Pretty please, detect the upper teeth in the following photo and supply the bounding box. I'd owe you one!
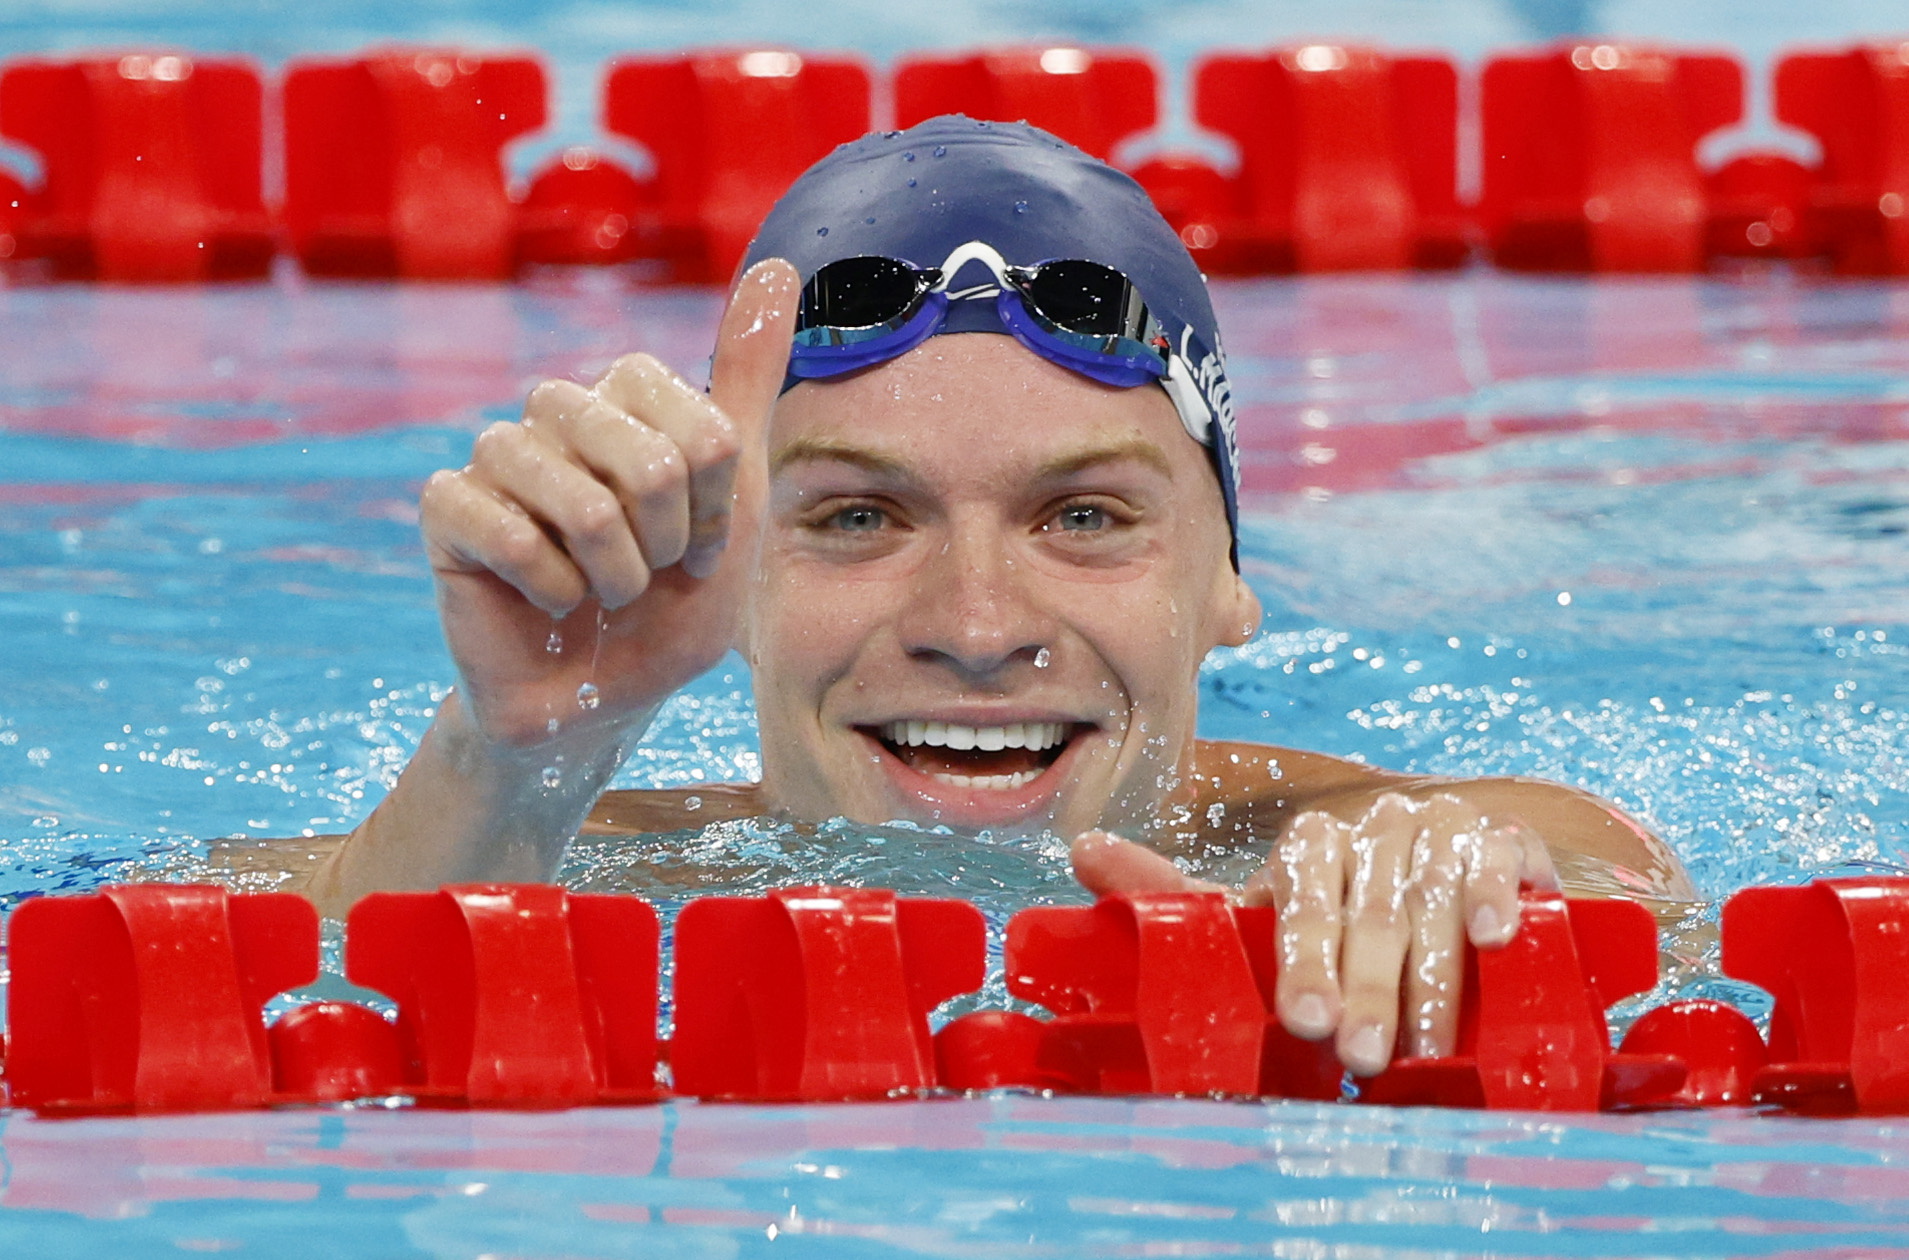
[880,720,1070,752]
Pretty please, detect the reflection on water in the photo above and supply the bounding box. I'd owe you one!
[6,1098,1909,1256]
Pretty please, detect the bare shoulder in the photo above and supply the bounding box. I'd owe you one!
[583,782,769,836]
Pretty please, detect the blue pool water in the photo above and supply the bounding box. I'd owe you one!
[1,268,1907,1254]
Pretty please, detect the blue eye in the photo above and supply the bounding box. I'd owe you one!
[829,505,887,532]
[1056,504,1107,531]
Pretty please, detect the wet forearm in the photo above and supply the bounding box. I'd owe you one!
[305,688,652,915]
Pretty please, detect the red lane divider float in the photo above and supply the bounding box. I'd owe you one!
[1134,46,1468,274]
[893,46,1157,163]
[1723,877,1909,1114]
[283,50,546,279]
[4,879,1909,1115]
[0,40,1906,279]
[1480,43,1743,273]
[673,887,982,1099]
[5,884,316,1111]
[344,883,661,1105]
[0,54,275,281]
[1775,41,1909,275]
[938,892,1342,1098]
[599,50,873,284]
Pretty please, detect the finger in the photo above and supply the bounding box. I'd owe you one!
[420,468,590,615]
[709,258,801,447]
[1462,823,1527,948]
[589,353,739,578]
[1068,831,1223,898]
[464,418,652,610]
[1335,794,1418,1076]
[1401,822,1471,1059]
[1268,811,1350,1042]
[1518,823,1562,892]
[555,390,695,575]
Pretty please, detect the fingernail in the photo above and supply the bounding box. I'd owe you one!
[1345,1024,1388,1075]
[1471,903,1509,943]
[1288,993,1332,1038]
[682,542,724,579]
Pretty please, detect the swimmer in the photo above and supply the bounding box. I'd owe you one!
[299,117,1696,1076]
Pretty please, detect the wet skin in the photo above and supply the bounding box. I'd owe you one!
[305,260,1697,1076]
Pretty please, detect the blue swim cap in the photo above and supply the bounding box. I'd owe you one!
[743,115,1240,560]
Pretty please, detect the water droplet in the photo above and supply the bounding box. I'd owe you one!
[906,178,917,188]
[540,766,562,788]
[1014,199,1028,214]
[903,151,916,162]
[933,145,947,158]
[864,216,876,225]
[977,119,991,128]
[576,682,600,710]
[883,129,901,139]
[685,795,703,812]
[547,717,561,734]
[816,226,829,237]
[545,630,563,654]
[1034,647,1052,669]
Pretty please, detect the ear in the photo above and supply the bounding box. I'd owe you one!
[1211,568,1261,649]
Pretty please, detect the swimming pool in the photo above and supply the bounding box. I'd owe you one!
[2,267,1907,1253]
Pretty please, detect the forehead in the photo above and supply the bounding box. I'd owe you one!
[767,333,1194,483]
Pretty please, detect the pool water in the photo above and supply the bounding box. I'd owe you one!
[1,267,1907,1254]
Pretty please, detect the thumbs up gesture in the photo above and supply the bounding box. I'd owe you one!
[419,261,800,746]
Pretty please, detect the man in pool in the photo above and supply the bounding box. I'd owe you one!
[307,117,1694,1077]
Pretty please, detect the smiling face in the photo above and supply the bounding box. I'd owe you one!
[741,332,1260,838]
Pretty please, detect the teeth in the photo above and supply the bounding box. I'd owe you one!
[928,769,1041,790]
[879,720,1071,751]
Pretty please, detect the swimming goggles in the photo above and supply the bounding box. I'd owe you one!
[789,241,1170,389]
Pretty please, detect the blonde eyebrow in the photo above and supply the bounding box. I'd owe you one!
[1033,436,1176,483]
[768,437,914,480]
[768,433,1178,483]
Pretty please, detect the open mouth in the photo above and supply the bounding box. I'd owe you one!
[863,720,1082,791]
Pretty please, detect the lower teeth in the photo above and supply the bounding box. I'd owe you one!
[930,769,1040,790]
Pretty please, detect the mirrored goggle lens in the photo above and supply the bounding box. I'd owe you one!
[797,257,940,334]
[1011,260,1153,342]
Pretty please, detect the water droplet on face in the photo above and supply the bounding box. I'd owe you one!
[933,145,947,157]
[545,630,563,654]
[1034,647,1052,669]
[576,682,600,710]
[816,226,829,237]
[540,766,562,788]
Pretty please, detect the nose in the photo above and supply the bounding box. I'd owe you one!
[895,524,1052,680]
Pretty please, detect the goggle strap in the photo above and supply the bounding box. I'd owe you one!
[1163,353,1214,445]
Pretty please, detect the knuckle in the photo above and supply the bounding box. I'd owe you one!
[525,378,569,411]
[692,408,741,464]
[472,420,524,461]
[631,447,689,498]
[419,468,462,508]
[568,492,624,543]
[489,515,546,572]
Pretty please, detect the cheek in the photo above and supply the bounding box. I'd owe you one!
[747,560,882,696]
